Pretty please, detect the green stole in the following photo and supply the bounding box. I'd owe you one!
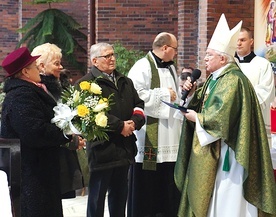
[142,54,160,171]
[205,77,230,172]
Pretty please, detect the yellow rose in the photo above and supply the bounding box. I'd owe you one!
[99,98,108,104]
[95,112,108,127]
[79,81,91,91]
[72,90,80,102]
[90,83,102,94]
[93,102,108,112]
[77,105,89,117]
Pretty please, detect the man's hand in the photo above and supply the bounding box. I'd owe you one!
[183,77,197,97]
[168,87,177,102]
[77,136,86,150]
[121,120,135,137]
[182,109,197,122]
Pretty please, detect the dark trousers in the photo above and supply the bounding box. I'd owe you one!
[127,162,180,217]
[87,165,129,217]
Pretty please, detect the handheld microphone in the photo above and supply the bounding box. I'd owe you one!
[181,69,201,102]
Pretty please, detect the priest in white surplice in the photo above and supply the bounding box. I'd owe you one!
[127,32,182,217]
[235,27,275,146]
[175,14,276,217]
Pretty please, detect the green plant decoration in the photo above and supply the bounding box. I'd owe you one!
[113,42,145,75]
[17,1,87,71]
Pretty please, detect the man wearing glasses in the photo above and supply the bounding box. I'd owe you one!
[75,42,145,217]
[175,14,276,217]
[127,32,181,217]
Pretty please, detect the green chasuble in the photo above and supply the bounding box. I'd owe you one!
[174,63,276,217]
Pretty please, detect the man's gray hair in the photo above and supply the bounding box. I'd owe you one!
[90,42,113,59]
[214,50,235,63]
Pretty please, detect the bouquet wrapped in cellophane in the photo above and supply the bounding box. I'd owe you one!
[51,80,112,141]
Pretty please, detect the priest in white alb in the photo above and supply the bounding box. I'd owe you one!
[235,27,275,146]
[128,32,182,217]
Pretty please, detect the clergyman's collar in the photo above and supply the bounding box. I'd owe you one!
[234,51,256,63]
[151,51,174,68]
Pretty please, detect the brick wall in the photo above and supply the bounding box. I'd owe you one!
[178,0,200,74]
[200,0,255,78]
[0,0,20,81]
[92,0,178,76]
[94,0,178,54]
[0,0,89,82]
[0,0,255,81]
[22,0,89,81]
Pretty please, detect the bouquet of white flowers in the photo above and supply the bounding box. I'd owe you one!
[51,80,112,141]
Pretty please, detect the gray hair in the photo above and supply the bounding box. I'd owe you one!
[214,50,235,63]
[90,42,114,59]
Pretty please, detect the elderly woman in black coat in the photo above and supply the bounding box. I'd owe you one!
[31,43,85,198]
[1,47,83,217]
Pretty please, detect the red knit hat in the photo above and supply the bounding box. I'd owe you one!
[2,47,40,77]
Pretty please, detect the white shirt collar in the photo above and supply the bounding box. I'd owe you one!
[211,64,229,80]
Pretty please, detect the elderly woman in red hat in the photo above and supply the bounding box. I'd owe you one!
[0,47,83,217]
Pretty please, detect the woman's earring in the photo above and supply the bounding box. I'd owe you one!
[40,70,46,75]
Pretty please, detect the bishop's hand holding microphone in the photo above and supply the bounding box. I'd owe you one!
[161,69,201,115]
[179,68,201,121]
[181,69,201,106]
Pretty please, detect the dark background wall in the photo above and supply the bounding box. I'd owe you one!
[0,0,255,82]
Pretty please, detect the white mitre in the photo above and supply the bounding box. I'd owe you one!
[207,14,242,56]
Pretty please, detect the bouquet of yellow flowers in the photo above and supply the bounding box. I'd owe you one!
[51,80,112,141]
